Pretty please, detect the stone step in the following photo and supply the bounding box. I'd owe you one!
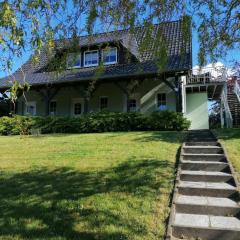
[175,195,240,216]
[186,137,216,142]
[180,170,233,182]
[178,181,237,197]
[185,141,219,146]
[182,153,226,162]
[180,160,230,172]
[183,146,223,154]
[172,213,240,240]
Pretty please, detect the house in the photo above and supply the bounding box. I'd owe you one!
[0,20,226,129]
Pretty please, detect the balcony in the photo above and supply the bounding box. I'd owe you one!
[185,66,227,100]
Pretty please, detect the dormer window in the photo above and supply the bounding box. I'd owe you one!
[102,47,117,65]
[66,53,81,69]
[84,50,99,67]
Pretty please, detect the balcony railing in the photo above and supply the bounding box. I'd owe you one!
[234,80,240,103]
[186,66,227,85]
[221,85,233,128]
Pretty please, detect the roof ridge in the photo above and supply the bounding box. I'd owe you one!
[54,19,182,43]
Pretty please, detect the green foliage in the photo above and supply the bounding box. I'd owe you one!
[0,111,190,135]
[149,110,191,131]
[0,116,35,135]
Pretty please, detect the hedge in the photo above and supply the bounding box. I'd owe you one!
[0,110,191,135]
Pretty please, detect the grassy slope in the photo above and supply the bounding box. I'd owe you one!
[215,129,240,181]
[0,131,184,240]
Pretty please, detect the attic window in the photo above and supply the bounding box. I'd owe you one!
[84,50,99,67]
[67,53,81,69]
[102,47,117,65]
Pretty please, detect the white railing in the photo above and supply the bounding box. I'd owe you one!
[187,67,227,85]
[234,80,240,103]
[221,86,233,128]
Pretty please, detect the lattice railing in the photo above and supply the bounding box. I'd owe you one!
[221,86,233,128]
[234,80,240,103]
[187,67,227,85]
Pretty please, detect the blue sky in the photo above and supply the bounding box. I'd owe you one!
[0,18,240,78]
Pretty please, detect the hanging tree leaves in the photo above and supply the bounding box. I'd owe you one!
[0,0,238,81]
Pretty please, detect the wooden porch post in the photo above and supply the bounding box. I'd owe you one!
[38,86,61,116]
[114,81,130,112]
[174,75,182,113]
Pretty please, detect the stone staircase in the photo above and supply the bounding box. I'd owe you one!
[166,130,240,240]
[228,93,240,127]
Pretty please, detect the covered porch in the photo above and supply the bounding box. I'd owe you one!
[15,75,181,117]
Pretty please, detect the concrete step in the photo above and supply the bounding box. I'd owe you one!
[182,153,226,162]
[185,141,220,146]
[175,195,240,216]
[186,137,216,142]
[172,213,240,240]
[178,181,237,197]
[180,170,233,182]
[180,160,230,172]
[183,146,223,154]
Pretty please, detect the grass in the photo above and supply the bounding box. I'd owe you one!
[215,128,240,181]
[0,131,184,240]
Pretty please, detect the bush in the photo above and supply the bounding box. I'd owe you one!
[0,111,191,135]
[0,116,36,135]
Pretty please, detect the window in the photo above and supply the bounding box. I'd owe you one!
[74,103,82,115]
[26,101,36,116]
[129,99,137,112]
[100,97,108,110]
[102,47,117,64]
[67,53,81,68]
[157,93,167,110]
[49,101,57,115]
[84,50,98,67]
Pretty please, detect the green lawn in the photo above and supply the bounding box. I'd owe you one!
[215,129,240,181]
[0,131,184,240]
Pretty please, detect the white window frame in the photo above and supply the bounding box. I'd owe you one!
[156,93,167,110]
[71,98,84,116]
[99,96,108,110]
[102,47,117,65]
[66,53,81,69]
[84,50,99,67]
[49,100,57,116]
[25,101,36,116]
[129,98,137,112]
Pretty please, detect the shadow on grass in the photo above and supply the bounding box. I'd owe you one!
[214,128,240,140]
[0,159,173,240]
[133,131,186,143]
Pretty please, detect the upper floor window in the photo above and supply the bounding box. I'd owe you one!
[84,50,98,67]
[67,53,81,69]
[157,93,167,110]
[102,47,117,65]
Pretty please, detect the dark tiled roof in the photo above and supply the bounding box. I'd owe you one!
[0,20,192,89]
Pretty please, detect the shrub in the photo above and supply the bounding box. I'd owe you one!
[0,111,191,135]
[0,116,36,135]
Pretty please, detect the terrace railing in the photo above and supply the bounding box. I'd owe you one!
[234,80,240,103]
[187,66,227,85]
[221,85,233,128]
